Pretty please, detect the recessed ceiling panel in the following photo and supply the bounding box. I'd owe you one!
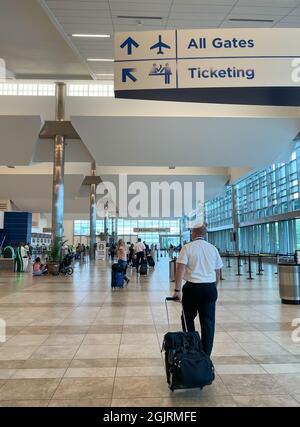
[72,116,300,168]
[0,116,42,166]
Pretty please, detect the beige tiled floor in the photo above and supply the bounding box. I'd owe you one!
[0,258,299,407]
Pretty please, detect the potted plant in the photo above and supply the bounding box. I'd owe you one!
[99,232,106,242]
[47,237,67,276]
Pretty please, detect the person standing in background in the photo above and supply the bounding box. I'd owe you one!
[134,238,146,274]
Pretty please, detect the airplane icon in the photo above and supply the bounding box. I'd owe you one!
[150,35,171,55]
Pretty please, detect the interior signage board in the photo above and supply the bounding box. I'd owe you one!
[114,28,300,106]
[133,228,171,233]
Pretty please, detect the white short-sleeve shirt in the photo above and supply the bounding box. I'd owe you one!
[134,242,146,253]
[177,239,223,283]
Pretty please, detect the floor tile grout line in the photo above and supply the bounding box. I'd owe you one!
[110,314,124,407]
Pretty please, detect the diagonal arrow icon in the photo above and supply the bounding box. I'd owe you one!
[122,68,137,83]
[120,36,139,55]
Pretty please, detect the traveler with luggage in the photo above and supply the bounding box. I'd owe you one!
[134,238,146,274]
[117,239,130,285]
[128,243,134,266]
[172,223,223,356]
[144,241,150,256]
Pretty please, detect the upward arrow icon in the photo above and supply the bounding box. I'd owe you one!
[120,36,139,55]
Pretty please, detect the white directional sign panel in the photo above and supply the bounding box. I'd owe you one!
[114,28,300,92]
[177,28,300,58]
[178,58,300,88]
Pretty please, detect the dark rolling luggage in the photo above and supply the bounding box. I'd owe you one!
[139,259,148,275]
[162,297,215,392]
[147,255,155,268]
[111,262,125,288]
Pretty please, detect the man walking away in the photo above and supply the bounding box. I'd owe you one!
[173,224,223,356]
[134,238,146,274]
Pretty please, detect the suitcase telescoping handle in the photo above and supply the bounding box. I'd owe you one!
[165,297,188,332]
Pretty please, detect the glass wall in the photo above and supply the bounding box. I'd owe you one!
[207,229,235,253]
[205,187,233,229]
[236,146,300,223]
[205,144,300,254]
[74,219,114,236]
[238,220,298,254]
[74,218,181,247]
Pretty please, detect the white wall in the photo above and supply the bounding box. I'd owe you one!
[63,220,74,246]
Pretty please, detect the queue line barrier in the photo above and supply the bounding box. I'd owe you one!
[219,251,295,281]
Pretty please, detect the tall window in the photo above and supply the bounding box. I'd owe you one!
[205,144,300,253]
[235,145,300,223]
[205,187,233,229]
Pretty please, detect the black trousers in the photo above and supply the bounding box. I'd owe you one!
[136,251,144,272]
[181,282,218,356]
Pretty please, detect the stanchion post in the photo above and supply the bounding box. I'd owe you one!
[275,253,279,275]
[256,254,262,275]
[226,250,231,268]
[220,268,225,281]
[247,254,254,280]
[236,253,242,276]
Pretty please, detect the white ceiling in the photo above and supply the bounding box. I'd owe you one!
[71,115,299,167]
[39,0,300,78]
[0,171,227,214]
[0,116,42,165]
[0,174,87,214]
[1,2,300,215]
[0,175,85,200]
[0,0,90,79]
[2,1,300,79]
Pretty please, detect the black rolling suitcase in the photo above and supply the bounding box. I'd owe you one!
[162,297,215,392]
[139,259,148,275]
[111,262,125,289]
[147,255,155,268]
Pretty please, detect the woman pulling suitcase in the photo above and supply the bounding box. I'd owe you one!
[117,239,130,285]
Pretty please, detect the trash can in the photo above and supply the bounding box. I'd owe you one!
[278,263,300,305]
[169,257,177,282]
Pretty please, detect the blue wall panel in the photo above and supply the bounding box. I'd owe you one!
[3,212,32,247]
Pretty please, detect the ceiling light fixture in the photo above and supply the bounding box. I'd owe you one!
[96,74,114,77]
[117,15,163,20]
[87,58,114,62]
[169,165,176,170]
[229,18,274,23]
[72,34,110,38]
